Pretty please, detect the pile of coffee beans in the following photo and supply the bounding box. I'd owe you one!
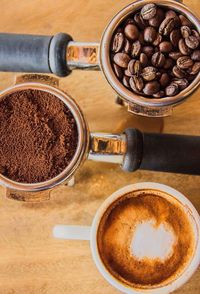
[110,3,200,98]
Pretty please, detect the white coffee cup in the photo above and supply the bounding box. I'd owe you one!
[53,182,200,294]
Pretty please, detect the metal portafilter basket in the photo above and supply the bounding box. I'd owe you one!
[0,74,200,202]
[0,0,199,117]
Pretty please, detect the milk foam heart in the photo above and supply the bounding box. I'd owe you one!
[131,220,176,261]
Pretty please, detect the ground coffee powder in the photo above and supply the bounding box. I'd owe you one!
[0,89,78,183]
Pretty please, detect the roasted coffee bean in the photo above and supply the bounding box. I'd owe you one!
[134,61,142,76]
[140,53,148,67]
[170,30,181,47]
[149,18,159,28]
[191,30,200,41]
[153,91,165,98]
[141,3,157,20]
[165,83,179,96]
[191,50,200,61]
[159,41,173,53]
[124,24,139,41]
[144,27,157,43]
[124,18,135,26]
[181,26,191,38]
[138,32,145,45]
[134,13,147,30]
[164,58,174,69]
[142,46,154,57]
[123,38,132,54]
[172,66,186,78]
[113,64,123,79]
[149,8,165,27]
[132,40,141,57]
[130,76,144,92]
[151,52,165,67]
[178,38,192,55]
[190,62,200,75]
[159,68,166,74]
[143,81,160,95]
[116,27,123,34]
[165,10,177,19]
[123,75,130,88]
[169,52,183,60]
[185,36,199,49]
[114,53,131,68]
[124,69,132,77]
[154,47,159,53]
[112,32,125,52]
[153,34,162,46]
[159,17,175,36]
[160,73,170,87]
[179,15,193,27]
[156,71,161,78]
[127,60,135,75]
[172,78,189,90]
[128,59,142,75]
[142,66,157,81]
[177,56,193,69]
[186,67,192,74]
[173,16,181,29]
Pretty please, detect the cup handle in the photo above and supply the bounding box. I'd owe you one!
[53,225,91,241]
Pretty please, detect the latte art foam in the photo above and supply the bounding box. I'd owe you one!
[131,220,176,261]
[97,190,195,289]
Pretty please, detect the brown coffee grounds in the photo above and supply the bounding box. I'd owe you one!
[0,89,78,183]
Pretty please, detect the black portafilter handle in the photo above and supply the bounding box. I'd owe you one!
[0,33,72,77]
[123,129,200,175]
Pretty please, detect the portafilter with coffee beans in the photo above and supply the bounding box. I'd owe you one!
[0,1,199,117]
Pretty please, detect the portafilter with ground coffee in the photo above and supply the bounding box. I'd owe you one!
[0,74,199,203]
[0,1,199,117]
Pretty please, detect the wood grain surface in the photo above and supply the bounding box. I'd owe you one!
[0,0,199,293]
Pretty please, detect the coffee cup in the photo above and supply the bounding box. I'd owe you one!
[0,1,199,116]
[53,182,200,293]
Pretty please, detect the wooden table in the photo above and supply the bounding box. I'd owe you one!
[0,0,199,293]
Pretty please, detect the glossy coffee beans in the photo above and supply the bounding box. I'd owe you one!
[111,3,200,98]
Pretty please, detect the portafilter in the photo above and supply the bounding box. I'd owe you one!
[0,74,199,203]
[0,0,199,117]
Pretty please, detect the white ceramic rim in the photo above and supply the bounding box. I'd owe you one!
[90,182,200,294]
